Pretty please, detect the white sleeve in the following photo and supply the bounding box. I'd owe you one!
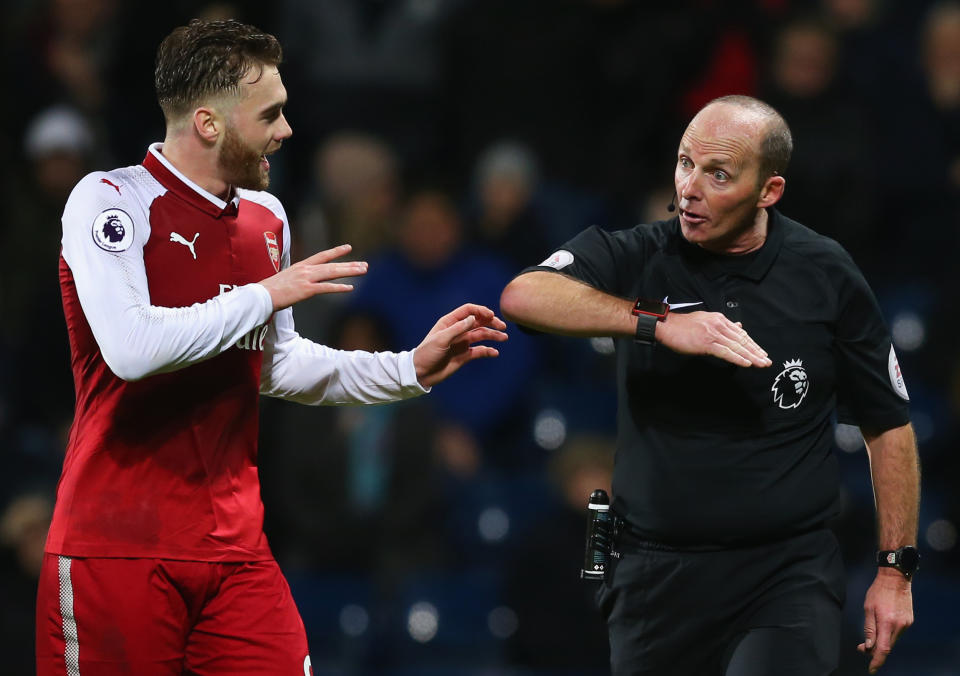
[61,172,274,381]
[257,215,429,405]
[259,307,428,404]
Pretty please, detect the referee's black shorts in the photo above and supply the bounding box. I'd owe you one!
[596,526,845,676]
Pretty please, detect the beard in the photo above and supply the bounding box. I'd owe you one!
[218,125,269,191]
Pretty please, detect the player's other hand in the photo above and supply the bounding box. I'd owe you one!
[656,311,772,368]
[858,569,914,674]
[259,244,367,311]
[413,303,508,388]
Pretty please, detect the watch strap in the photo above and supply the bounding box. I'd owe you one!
[876,546,920,580]
[632,298,669,345]
[634,312,659,344]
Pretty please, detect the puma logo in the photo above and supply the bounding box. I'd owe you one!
[100,178,122,195]
[170,232,199,260]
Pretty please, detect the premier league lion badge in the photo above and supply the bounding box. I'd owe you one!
[92,209,135,252]
[772,358,809,409]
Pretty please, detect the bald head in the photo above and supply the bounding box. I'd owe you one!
[693,96,793,184]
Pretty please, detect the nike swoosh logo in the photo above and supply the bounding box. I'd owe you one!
[662,296,703,310]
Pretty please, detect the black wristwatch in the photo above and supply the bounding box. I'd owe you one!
[632,298,669,345]
[876,545,920,581]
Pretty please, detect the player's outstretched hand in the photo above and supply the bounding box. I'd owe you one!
[858,570,914,674]
[259,244,368,311]
[413,303,508,388]
[656,311,772,368]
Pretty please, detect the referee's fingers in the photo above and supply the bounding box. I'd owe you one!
[869,639,892,674]
[721,322,770,364]
[714,344,753,367]
[723,336,770,367]
[859,606,877,653]
[870,616,903,673]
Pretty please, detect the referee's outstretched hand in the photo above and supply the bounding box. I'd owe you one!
[413,303,508,388]
[858,570,914,674]
[656,311,772,368]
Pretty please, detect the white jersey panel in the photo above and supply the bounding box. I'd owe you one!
[61,169,274,381]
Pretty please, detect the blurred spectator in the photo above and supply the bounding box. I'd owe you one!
[921,1,960,190]
[502,435,614,673]
[466,141,551,269]
[297,131,402,260]
[760,16,882,274]
[20,0,119,113]
[282,131,403,352]
[348,187,539,466]
[23,105,94,201]
[1,106,88,434]
[0,493,53,675]
[259,309,448,582]
[286,132,403,341]
[440,1,697,207]
[278,0,463,183]
[867,1,960,282]
[820,0,916,108]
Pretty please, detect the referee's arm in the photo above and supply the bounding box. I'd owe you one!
[500,271,636,337]
[500,270,771,367]
[858,422,920,674]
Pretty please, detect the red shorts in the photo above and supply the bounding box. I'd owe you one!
[36,554,312,675]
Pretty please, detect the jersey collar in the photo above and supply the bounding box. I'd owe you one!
[143,143,241,218]
[677,208,785,282]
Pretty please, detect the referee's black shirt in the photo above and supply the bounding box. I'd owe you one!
[527,209,911,546]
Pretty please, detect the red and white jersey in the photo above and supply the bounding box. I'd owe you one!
[49,144,426,561]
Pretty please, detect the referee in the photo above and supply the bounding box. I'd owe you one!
[500,95,919,676]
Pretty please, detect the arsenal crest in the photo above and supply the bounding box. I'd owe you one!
[264,231,280,272]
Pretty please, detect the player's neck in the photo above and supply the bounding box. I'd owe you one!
[159,133,232,201]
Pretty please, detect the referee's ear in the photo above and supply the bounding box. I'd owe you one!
[757,174,786,208]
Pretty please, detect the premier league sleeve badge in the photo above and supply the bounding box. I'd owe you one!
[91,209,135,253]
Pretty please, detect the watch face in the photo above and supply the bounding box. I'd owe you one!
[633,299,668,318]
[899,546,920,572]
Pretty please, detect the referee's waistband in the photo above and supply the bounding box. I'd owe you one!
[611,514,827,554]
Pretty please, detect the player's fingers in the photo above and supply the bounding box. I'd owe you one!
[481,314,508,331]
[310,261,367,281]
[311,282,355,294]
[439,303,495,326]
[464,345,500,360]
[462,327,509,344]
[301,243,353,265]
[435,315,477,345]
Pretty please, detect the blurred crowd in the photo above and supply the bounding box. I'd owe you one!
[1,0,959,674]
